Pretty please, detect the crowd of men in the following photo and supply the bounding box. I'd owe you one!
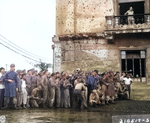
[0,64,132,110]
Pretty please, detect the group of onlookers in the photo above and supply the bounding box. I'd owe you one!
[0,64,132,110]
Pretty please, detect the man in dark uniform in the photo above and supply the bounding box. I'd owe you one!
[3,64,19,109]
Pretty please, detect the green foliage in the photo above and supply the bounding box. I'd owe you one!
[26,60,52,71]
[34,61,52,71]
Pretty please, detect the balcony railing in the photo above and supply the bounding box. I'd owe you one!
[105,14,150,30]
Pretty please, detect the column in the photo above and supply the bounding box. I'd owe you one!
[52,35,61,72]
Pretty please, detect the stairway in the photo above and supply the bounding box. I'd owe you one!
[131,82,150,101]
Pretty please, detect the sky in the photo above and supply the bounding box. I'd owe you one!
[0,0,56,72]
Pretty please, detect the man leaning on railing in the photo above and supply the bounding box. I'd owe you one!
[124,7,135,25]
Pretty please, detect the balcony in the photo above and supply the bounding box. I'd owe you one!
[105,14,150,35]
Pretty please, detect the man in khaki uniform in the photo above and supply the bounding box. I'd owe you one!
[30,85,43,108]
[48,73,56,108]
[89,90,101,106]
[41,70,49,108]
[103,70,115,104]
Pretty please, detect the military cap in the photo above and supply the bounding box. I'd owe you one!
[10,64,15,67]
[32,70,37,74]
[43,70,48,74]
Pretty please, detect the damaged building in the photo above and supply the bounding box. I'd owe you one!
[52,0,150,83]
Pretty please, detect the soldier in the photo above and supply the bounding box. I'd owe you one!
[73,76,86,109]
[100,72,108,105]
[36,71,43,101]
[41,70,49,108]
[16,70,22,109]
[60,74,65,108]
[26,69,32,95]
[22,69,26,74]
[114,71,123,99]
[89,90,101,106]
[31,70,38,92]
[55,73,61,108]
[48,73,56,108]
[63,73,72,108]
[30,85,44,108]
[37,71,43,87]
[3,64,19,109]
[103,70,115,104]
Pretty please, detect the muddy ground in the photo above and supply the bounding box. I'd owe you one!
[0,100,150,123]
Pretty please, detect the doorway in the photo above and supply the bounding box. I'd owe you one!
[121,50,146,81]
[119,1,145,15]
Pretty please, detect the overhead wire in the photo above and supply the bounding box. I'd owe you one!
[0,34,52,61]
[0,40,51,64]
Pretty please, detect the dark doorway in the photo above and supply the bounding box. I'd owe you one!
[121,50,146,79]
[141,59,146,77]
[134,59,140,77]
[127,59,133,76]
[119,1,144,15]
[122,59,126,72]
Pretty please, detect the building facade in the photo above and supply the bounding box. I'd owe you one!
[52,0,150,83]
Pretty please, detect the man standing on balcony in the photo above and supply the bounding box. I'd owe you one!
[124,7,134,25]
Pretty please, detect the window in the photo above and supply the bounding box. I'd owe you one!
[121,51,126,59]
[140,50,145,58]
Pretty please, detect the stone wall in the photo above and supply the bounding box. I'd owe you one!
[60,33,150,75]
[56,0,114,35]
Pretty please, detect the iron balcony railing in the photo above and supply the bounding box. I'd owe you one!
[105,14,150,29]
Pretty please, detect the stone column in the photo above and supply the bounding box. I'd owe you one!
[145,0,150,14]
[52,35,61,72]
[113,0,119,16]
[146,48,150,84]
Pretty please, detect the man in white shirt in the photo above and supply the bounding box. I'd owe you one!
[123,74,132,99]
[0,67,5,109]
[124,7,135,25]
[20,74,27,109]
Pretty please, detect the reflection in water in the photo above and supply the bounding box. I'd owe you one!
[0,108,149,123]
[0,100,150,123]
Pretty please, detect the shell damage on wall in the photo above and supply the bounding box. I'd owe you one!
[56,0,114,35]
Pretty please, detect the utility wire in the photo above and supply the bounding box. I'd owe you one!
[0,37,51,62]
[0,34,52,61]
[0,41,50,63]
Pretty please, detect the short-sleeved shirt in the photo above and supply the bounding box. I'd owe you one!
[123,78,132,85]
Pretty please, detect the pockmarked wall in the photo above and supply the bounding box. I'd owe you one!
[56,0,114,35]
[60,33,150,74]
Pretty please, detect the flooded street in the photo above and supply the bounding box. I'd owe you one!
[0,100,150,123]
